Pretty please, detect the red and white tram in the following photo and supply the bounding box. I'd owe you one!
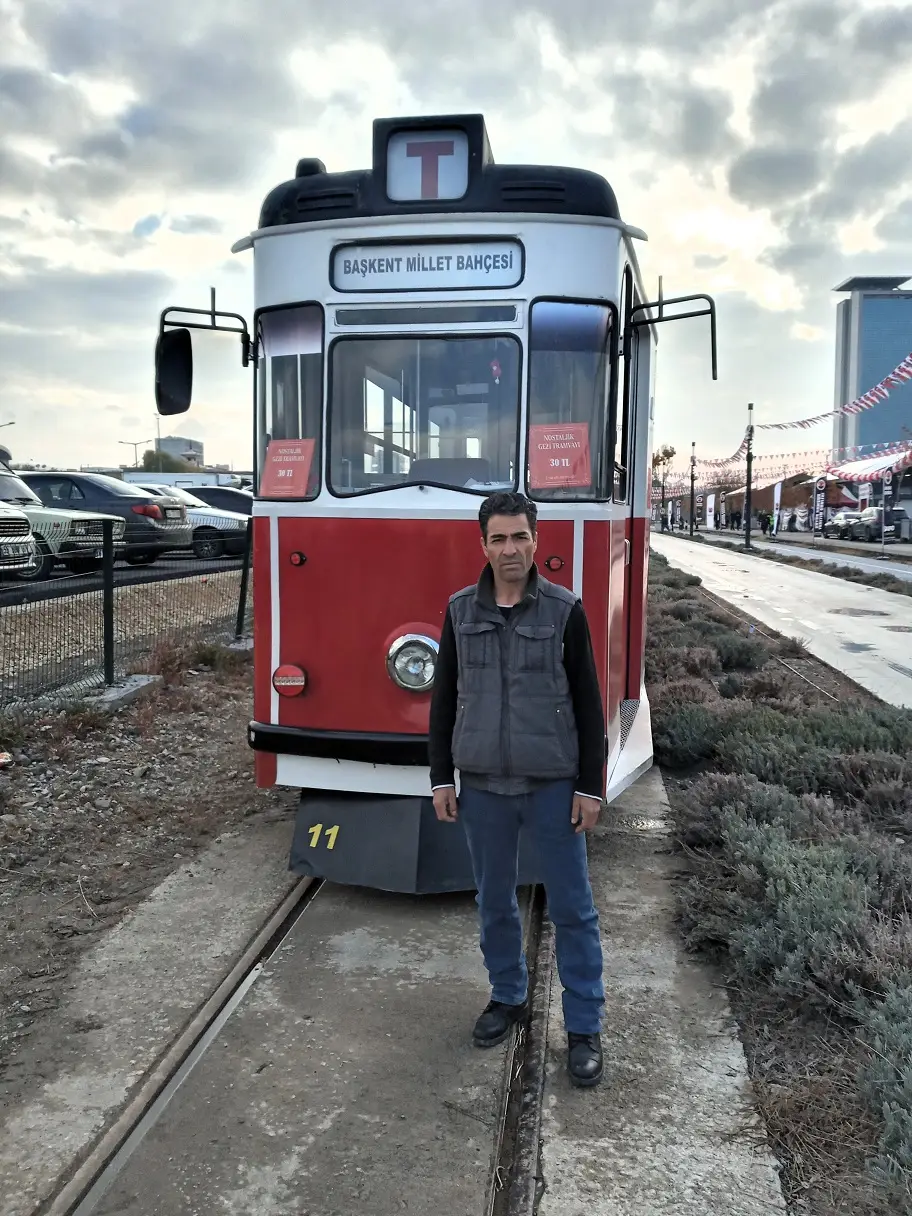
[154,113,717,894]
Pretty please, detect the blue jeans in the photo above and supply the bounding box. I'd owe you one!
[458,779,604,1035]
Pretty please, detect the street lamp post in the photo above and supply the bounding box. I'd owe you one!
[744,403,754,551]
[119,438,153,468]
[689,442,696,537]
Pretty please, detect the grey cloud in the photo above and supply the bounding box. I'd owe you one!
[875,198,912,244]
[0,147,43,199]
[0,65,91,140]
[812,120,912,222]
[0,260,173,330]
[728,147,820,207]
[854,5,912,55]
[749,57,843,143]
[694,254,727,269]
[580,72,739,172]
[170,214,223,235]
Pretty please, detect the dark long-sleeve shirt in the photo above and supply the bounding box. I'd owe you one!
[428,599,606,799]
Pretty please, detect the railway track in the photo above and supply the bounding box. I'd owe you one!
[40,878,554,1216]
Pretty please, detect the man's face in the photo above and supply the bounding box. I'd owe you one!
[481,513,537,583]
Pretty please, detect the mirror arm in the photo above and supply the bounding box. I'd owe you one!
[158,290,253,370]
[631,291,718,381]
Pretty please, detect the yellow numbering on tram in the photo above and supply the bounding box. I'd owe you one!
[307,823,340,850]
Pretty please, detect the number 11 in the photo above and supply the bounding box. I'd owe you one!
[307,823,340,850]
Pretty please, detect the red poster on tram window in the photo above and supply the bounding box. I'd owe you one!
[260,439,316,497]
[528,423,592,489]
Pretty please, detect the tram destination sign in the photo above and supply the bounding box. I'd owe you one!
[331,239,523,292]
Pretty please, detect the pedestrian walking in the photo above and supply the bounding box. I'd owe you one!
[429,491,606,1087]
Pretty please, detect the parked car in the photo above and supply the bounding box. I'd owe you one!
[21,472,192,566]
[0,502,36,577]
[136,484,249,559]
[850,506,895,543]
[823,510,861,540]
[188,485,254,515]
[0,468,126,580]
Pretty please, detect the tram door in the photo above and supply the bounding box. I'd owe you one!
[618,266,649,703]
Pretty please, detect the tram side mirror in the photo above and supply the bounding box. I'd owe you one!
[155,328,193,415]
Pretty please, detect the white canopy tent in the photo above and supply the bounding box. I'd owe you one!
[827,445,912,483]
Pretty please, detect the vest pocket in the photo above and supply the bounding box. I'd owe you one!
[458,621,496,668]
[514,624,556,673]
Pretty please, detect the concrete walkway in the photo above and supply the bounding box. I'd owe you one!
[0,774,786,1215]
[540,768,785,1215]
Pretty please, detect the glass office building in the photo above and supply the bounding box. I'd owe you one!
[832,277,912,455]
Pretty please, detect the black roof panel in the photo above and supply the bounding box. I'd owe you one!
[258,113,621,229]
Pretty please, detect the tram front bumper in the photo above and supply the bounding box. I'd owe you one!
[289,791,542,896]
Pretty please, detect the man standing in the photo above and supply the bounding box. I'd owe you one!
[429,491,606,1087]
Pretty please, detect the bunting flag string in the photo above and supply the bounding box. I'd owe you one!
[696,433,749,466]
[691,438,912,470]
[753,350,912,432]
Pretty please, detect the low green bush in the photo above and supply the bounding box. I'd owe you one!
[856,982,912,1204]
[651,678,717,715]
[718,673,744,698]
[681,818,912,1010]
[674,771,864,851]
[714,633,769,671]
[652,703,721,768]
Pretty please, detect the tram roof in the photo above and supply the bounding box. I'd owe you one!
[256,113,625,231]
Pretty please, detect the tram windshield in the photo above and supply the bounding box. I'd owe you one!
[329,335,520,495]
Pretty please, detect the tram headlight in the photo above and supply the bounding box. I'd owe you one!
[387,634,438,692]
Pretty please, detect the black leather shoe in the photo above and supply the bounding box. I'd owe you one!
[472,999,528,1048]
[567,1033,603,1086]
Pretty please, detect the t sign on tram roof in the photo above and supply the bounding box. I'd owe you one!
[387,129,470,201]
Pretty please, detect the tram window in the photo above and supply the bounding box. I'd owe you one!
[526,300,615,501]
[329,335,520,496]
[257,305,323,499]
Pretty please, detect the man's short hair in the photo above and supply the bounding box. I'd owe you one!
[479,492,538,538]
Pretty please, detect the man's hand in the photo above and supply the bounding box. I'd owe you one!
[571,794,601,834]
[433,787,459,822]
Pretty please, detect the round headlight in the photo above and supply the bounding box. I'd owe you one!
[387,634,438,692]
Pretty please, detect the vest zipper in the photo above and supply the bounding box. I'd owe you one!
[502,622,512,776]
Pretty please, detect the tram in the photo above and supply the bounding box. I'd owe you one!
[153,113,717,893]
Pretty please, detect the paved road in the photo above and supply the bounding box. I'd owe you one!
[651,533,912,709]
[689,531,912,582]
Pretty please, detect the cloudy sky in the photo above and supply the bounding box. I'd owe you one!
[2,0,911,473]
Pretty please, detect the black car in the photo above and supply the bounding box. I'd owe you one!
[189,485,254,515]
[22,472,193,565]
[823,510,861,540]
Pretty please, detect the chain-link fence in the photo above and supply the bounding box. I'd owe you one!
[0,520,253,707]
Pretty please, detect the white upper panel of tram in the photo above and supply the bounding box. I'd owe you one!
[250,218,629,313]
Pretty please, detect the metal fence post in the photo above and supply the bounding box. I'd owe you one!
[235,517,253,640]
[102,520,115,685]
